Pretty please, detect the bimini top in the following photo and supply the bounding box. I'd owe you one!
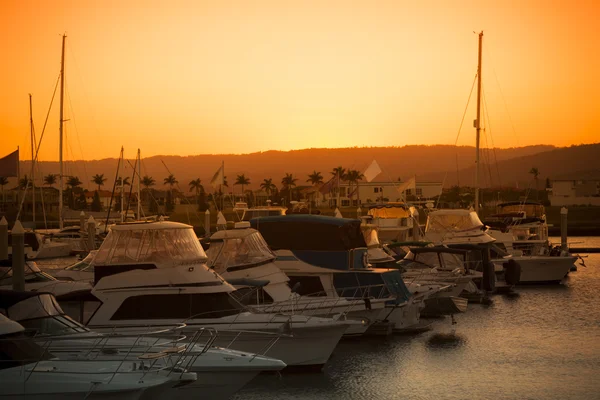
[207,228,275,272]
[250,214,367,251]
[425,209,484,233]
[110,220,191,231]
[497,201,543,207]
[496,202,545,218]
[94,221,208,267]
[0,290,63,321]
[368,203,411,219]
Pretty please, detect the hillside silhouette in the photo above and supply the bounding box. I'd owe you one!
[18,144,599,192]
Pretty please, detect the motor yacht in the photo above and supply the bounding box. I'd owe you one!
[0,290,285,400]
[249,214,430,333]
[206,227,372,336]
[364,203,417,244]
[0,313,177,400]
[55,221,353,370]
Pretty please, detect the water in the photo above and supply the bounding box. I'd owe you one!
[37,237,600,400]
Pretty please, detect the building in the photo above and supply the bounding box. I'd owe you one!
[549,179,600,206]
[320,181,443,208]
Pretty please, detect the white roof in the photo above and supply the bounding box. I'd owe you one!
[110,221,192,231]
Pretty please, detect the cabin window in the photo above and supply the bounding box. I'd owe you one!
[416,188,423,196]
[373,188,379,193]
[110,293,243,320]
[405,189,412,195]
[286,276,327,297]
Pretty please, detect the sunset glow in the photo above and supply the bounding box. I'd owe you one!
[1,0,598,161]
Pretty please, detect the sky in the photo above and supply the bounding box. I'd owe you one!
[1,0,598,162]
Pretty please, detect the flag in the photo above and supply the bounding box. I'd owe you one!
[319,174,339,195]
[210,163,224,188]
[397,176,416,193]
[0,149,19,177]
[362,160,381,183]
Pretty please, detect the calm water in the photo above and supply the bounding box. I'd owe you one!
[38,237,600,400]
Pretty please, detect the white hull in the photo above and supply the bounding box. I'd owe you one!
[379,299,422,332]
[504,256,576,283]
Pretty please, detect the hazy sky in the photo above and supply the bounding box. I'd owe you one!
[1,0,598,162]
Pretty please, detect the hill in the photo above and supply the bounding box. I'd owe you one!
[17,144,584,192]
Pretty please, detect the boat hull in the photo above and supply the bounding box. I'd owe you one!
[504,256,575,283]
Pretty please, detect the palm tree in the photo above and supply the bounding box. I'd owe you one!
[44,174,57,187]
[260,178,276,196]
[307,171,323,185]
[91,174,106,192]
[141,175,155,189]
[529,167,540,200]
[234,174,251,196]
[66,176,82,189]
[346,169,364,204]
[189,178,203,194]
[281,173,298,203]
[116,176,130,187]
[18,175,32,189]
[163,174,178,203]
[330,166,347,181]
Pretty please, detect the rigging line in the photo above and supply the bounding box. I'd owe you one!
[436,71,478,209]
[33,73,61,163]
[482,82,502,187]
[484,42,520,147]
[65,80,89,187]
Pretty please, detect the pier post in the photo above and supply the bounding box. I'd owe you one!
[412,208,420,241]
[79,211,86,250]
[216,211,227,231]
[12,220,25,291]
[334,208,343,218]
[87,216,96,251]
[0,217,8,261]
[356,206,362,218]
[560,207,568,252]
[204,209,211,237]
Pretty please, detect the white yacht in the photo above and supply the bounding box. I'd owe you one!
[365,203,416,244]
[56,221,353,370]
[0,290,285,400]
[207,227,373,336]
[8,230,72,259]
[0,313,176,400]
[483,202,576,283]
[249,214,431,333]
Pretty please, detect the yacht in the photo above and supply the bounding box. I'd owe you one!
[0,313,176,400]
[206,227,372,336]
[8,230,72,259]
[249,214,431,333]
[55,220,354,370]
[0,290,285,400]
[365,203,416,243]
[483,202,576,283]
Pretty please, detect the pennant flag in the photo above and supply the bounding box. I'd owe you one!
[0,149,19,177]
[210,163,224,188]
[362,160,381,183]
[319,174,339,195]
[397,176,416,193]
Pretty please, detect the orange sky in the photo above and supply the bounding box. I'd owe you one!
[1,0,598,162]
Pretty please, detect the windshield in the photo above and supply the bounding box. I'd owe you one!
[0,266,55,286]
[94,227,207,266]
[207,232,275,272]
[426,212,483,233]
[19,315,89,336]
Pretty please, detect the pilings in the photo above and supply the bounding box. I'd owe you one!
[12,220,25,291]
[205,209,211,237]
[560,207,568,252]
[87,216,96,251]
[412,209,420,241]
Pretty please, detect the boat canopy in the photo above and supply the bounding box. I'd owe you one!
[367,203,411,219]
[250,215,367,251]
[207,229,275,271]
[426,210,484,233]
[94,222,208,267]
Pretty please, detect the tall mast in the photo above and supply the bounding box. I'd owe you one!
[474,31,483,214]
[29,94,35,227]
[58,34,66,230]
[137,148,141,219]
[120,147,124,223]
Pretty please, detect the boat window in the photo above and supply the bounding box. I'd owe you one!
[94,227,207,266]
[439,252,465,270]
[0,333,53,370]
[333,272,390,299]
[110,293,243,320]
[465,250,484,271]
[207,232,275,273]
[286,276,327,297]
[59,300,102,325]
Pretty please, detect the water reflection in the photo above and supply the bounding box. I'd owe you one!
[425,332,467,349]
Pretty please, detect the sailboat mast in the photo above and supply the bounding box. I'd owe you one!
[120,147,124,223]
[58,34,66,230]
[29,94,35,227]
[474,31,483,214]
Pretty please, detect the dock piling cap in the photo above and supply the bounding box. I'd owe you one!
[560,207,568,215]
[80,211,85,216]
[12,220,24,234]
[87,216,96,224]
[0,216,7,226]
